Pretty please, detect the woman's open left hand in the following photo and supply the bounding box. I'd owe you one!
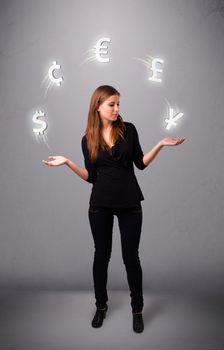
[42,156,68,166]
[159,137,186,147]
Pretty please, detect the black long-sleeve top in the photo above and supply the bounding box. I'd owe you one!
[81,122,147,208]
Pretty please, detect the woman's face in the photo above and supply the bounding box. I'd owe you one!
[97,95,120,124]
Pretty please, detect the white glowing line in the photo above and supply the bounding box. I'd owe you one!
[35,133,41,144]
[48,61,63,86]
[80,53,96,65]
[133,55,154,68]
[34,133,51,150]
[42,74,49,84]
[134,57,151,69]
[82,48,96,57]
[85,56,97,63]
[165,108,184,130]
[164,98,172,110]
[44,80,53,98]
[78,48,98,66]
[94,37,111,63]
[42,134,52,150]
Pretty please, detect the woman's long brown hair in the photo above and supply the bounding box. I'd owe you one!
[85,85,125,162]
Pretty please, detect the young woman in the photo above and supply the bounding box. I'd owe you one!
[42,85,185,333]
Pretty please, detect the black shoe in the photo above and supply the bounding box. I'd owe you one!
[91,305,108,328]
[132,312,144,333]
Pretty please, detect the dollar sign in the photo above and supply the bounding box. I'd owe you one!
[48,61,63,86]
[94,37,111,63]
[32,110,48,135]
[148,58,164,82]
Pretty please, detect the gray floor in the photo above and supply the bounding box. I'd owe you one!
[0,290,223,350]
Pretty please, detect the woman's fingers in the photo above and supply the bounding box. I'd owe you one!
[42,160,50,165]
[42,159,55,166]
[162,137,186,146]
[177,138,186,144]
[42,156,66,166]
[172,137,185,145]
[42,156,57,164]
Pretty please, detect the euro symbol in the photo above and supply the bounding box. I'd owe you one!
[32,110,48,135]
[149,58,164,83]
[48,61,63,86]
[165,108,184,130]
[94,37,111,63]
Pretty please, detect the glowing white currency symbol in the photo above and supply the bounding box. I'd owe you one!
[165,108,184,130]
[32,110,48,135]
[48,61,63,86]
[149,58,164,83]
[94,37,111,63]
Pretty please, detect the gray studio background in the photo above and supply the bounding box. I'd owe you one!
[0,0,223,296]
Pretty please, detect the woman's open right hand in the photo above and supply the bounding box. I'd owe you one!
[42,156,68,167]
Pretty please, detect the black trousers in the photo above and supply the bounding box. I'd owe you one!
[88,203,144,313]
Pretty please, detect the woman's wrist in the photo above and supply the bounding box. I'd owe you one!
[157,141,164,149]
